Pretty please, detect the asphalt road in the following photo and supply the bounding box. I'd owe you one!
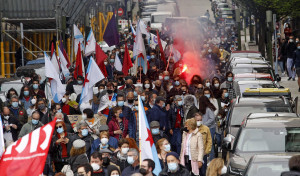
[177,0,214,22]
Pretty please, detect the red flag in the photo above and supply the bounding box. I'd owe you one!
[156,30,166,65]
[74,42,83,79]
[95,44,108,77]
[0,118,56,176]
[122,43,133,76]
[51,42,55,58]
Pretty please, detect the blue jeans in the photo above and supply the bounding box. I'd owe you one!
[287,58,296,78]
[209,127,216,161]
[278,61,285,74]
[200,155,208,176]
[170,128,182,154]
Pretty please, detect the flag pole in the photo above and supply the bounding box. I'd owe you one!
[139,57,142,83]
[138,95,142,166]
[165,45,173,71]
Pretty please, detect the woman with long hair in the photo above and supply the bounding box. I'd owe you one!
[108,106,129,140]
[19,85,34,110]
[156,138,172,170]
[199,95,217,162]
[206,158,227,176]
[69,139,89,173]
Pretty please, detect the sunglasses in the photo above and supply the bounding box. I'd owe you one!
[56,126,63,129]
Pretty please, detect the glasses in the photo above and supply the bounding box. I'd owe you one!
[56,126,63,129]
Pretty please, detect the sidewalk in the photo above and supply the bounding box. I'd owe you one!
[241,27,300,112]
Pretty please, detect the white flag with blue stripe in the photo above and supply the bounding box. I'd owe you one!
[73,24,84,54]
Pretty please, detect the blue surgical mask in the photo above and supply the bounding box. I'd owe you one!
[152,128,159,135]
[164,76,169,81]
[151,55,155,59]
[56,127,64,134]
[12,102,19,108]
[141,96,146,101]
[78,80,83,84]
[127,156,135,164]
[134,105,138,111]
[110,59,115,63]
[175,81,180,86]
[178,101,183,106]
[32,119,39,125]
[119,113,124,118]
[164,144,171,152]
[168,162,178,171]
[81,129,89,137]
[24,91,29,96]
[224,92,229,98]
[118,101,124,107]
[227,77,233,82]
[33,84,39,90]
[57,109,62,113]
[205,94,211,99]
[134,91,138,97]
[162,103,166,108]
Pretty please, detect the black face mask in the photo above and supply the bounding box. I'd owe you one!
[182,127,188,132]
[182,91,187,95]
[128,99,134,104]
[139,168,148,176]
[107,90,113,94]
[155,86,161,90]
[114,88,118,93]
[102,157,110,166]
[126,84,131,88]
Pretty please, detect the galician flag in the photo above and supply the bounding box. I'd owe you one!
[133,20,148,75]
[45,52,65,103]
[114,54,122,72]
[138,96,162,175]
[0,118,57,176]
[79,57,105,104]
[58,47,70,77]
[73,24,84,54]
[85,29,96,56]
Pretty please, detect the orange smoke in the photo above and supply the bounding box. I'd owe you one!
[181,64,188,73]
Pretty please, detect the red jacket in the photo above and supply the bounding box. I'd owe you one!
[108,117,129,140]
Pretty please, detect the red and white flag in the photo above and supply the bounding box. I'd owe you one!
[95,44,108,77]
[58,47,70,77]
[122,43,133,76]
[85,29,96,56]
[0,118,56,176]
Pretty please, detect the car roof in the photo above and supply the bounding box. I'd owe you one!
[245,117,300,128]
[247,113,299,118]
[232,51,261,54]
[237,80,274,84]
[251,154,296,162]
[235,73,271,77]
[233,63,270,67]
[234,97,287,106]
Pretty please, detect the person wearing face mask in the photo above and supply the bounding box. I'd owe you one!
[167,77,182,100]
[19,85,33,110]
[119,77,135,95]
[1,106,21,144]
[125,91,135,109]
[180,119,204,176]
[18,111,43,138]
[156,138,172,169]
[69,139,89,174]
[188,75,203,95]
[90,152,105,176]
[286,36,297,81]
[146,93,158,110]
[51,121,76,172]
[5,88,18,104]
[54,112,74,133]
[108,106,129,140]
[31,79,46,99]
[114,138,130,172]
[77,75,84,85]
[82,108,102,139]
[159,152,190,176]
[183,95,199,121]
[91,125,118,153]
[205,47,220,67]
[206,158,227,176]
[194,112,212,176]
[147,65,160,81]
[26,96,37,117]
[220,72,241,100]
[143,79,153,92]
[211,78,221,99]
[9,95,28,126]
[121,148,140,176]
[140,159,156,176]
[148,96,169,132]
[36,98,48,118]
[169,96,184,154]
[107,94,132,124]
[203,88,219,117]
[74,121,94,158]
[106,55,117,80]
[98,82,117,117]
[217,88,230,112]
[151,121,169,145]
[100,148,120,173]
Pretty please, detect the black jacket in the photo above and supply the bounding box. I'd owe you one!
[159,164,190,176]
[286,42,297,58]
[281,171,300,176]
[50,133,76,162]
[2,116,22,141]
[168,106,184,129]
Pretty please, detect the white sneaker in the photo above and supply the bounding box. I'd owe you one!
[281,72,285,77]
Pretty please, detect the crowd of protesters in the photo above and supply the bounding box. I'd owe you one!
[0,6,244,176]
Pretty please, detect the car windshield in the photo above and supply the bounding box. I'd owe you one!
[235,77,272,81]
[218,4,229,8]
[245,160,289,176]
[236,128,300,152]
[239,83,276,94]
[151,15,170,23]
[232,67,271,74]
[231,106,291,126]
[222,11,233,15]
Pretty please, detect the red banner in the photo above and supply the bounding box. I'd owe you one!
[0,119,56,176]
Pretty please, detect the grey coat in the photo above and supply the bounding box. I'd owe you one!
[18,120,44,138]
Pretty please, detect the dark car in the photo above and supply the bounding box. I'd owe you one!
[243,154,295,176]
[223,117,300,175]
[225,97,295,137]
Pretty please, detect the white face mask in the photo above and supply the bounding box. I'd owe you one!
[197,121,202,127]
[99,89,104,93]
[91,163,100,171]
[61,98,67,103]
[101,138,108,145]
[145,84,151,89]
[82,114,87,120]
[4,115,9,120]
[93,88,99,94]
[31,98,37,105]
[221,165,227,175]
[121,147,129,154]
